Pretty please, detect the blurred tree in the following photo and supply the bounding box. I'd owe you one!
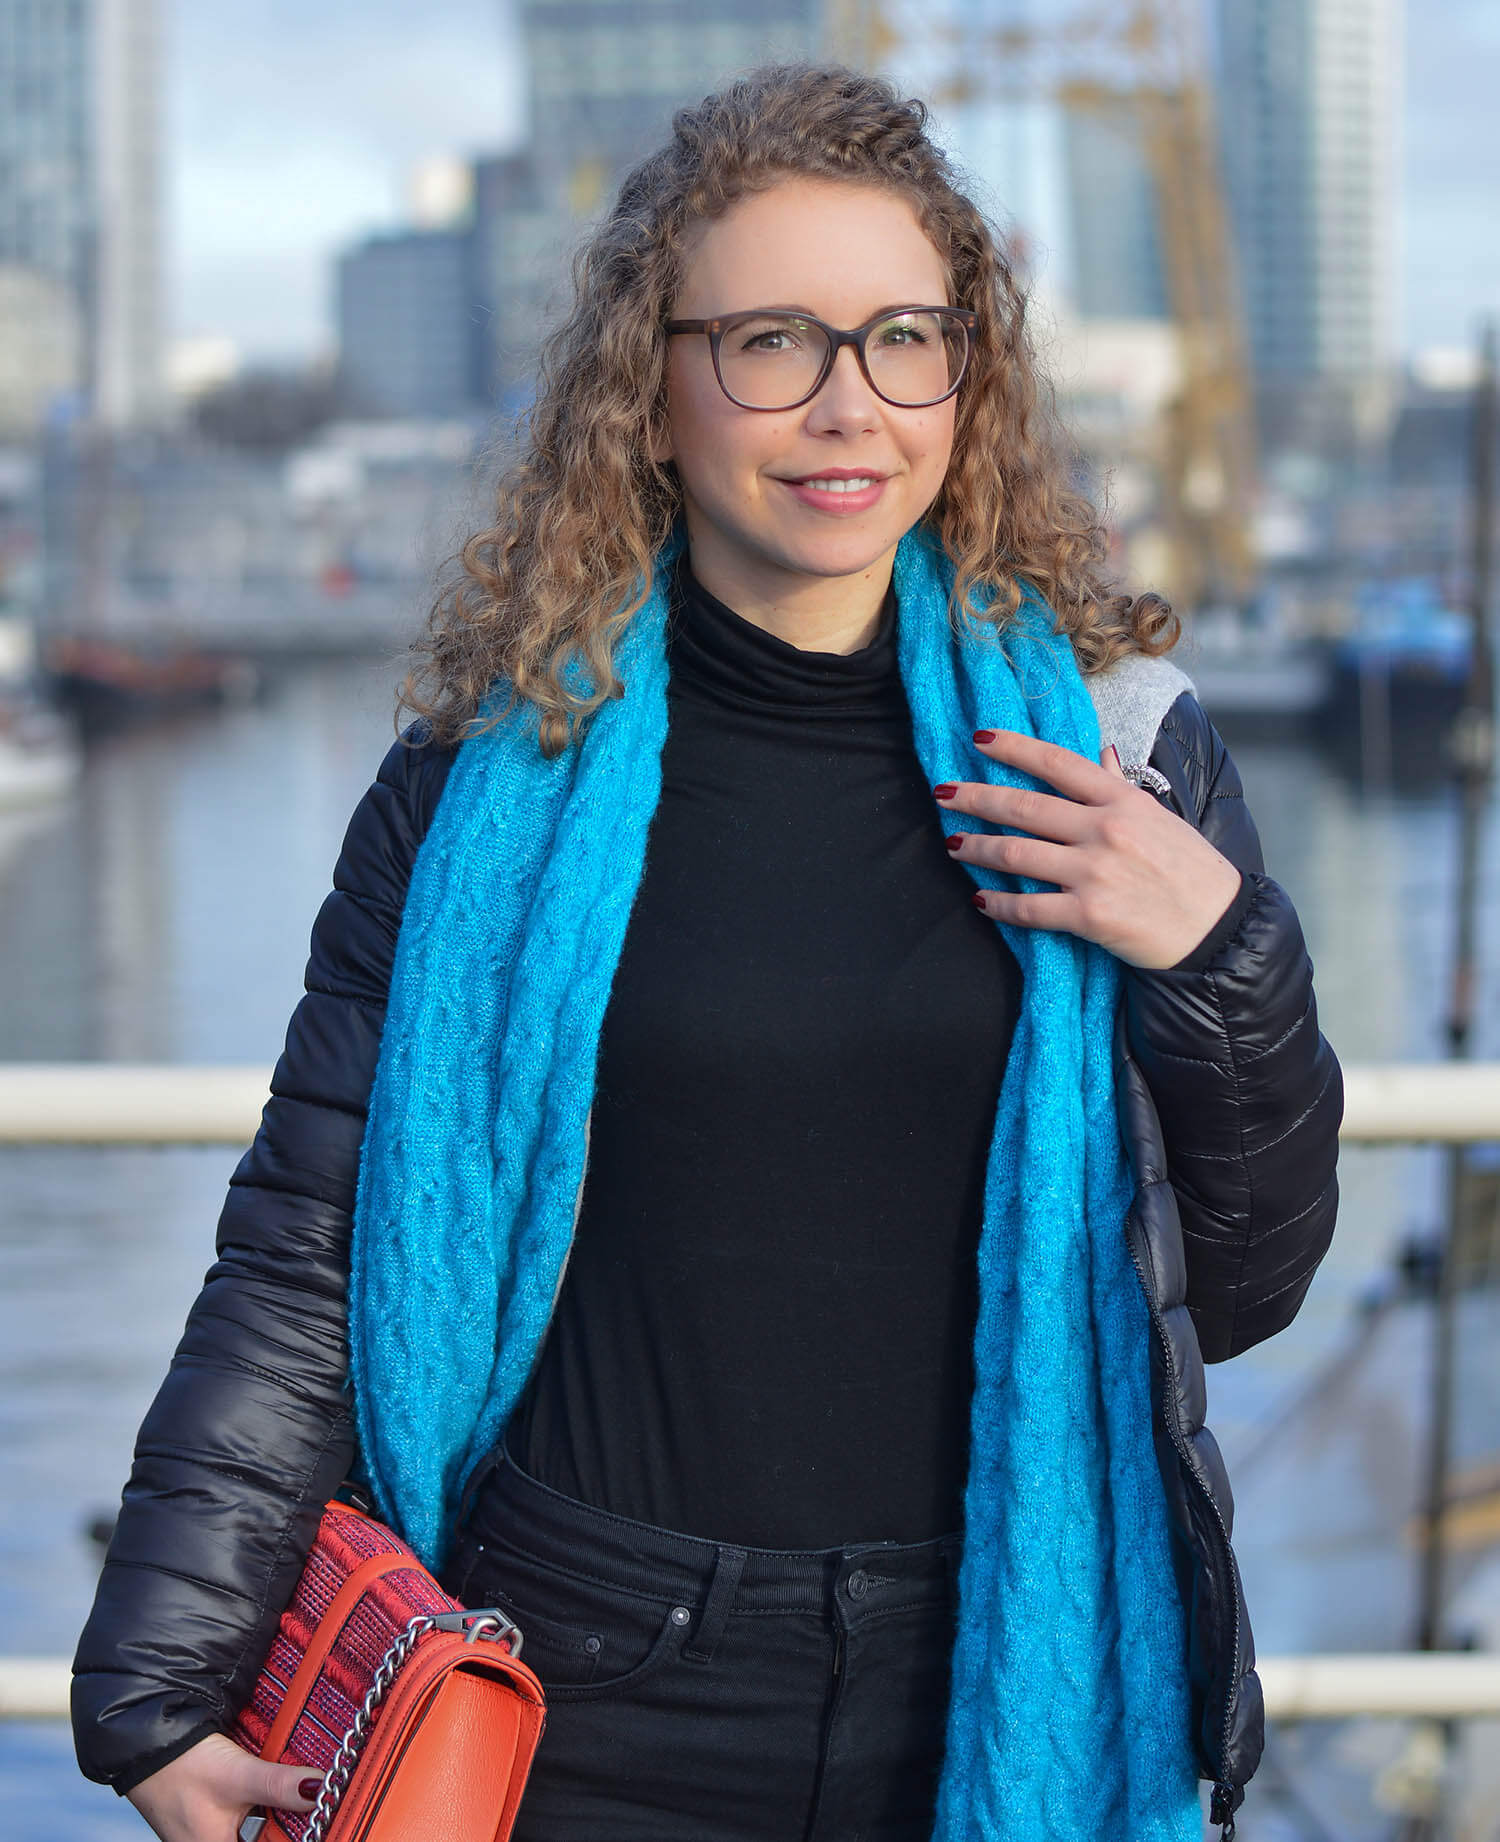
[192,362,340,452]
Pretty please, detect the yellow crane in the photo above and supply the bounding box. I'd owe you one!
[828,0,1260,612]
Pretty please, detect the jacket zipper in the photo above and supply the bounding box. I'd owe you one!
[1140,731,1241,1834]
[1119,770,1242,1831]
[1125,1218,1242,1835]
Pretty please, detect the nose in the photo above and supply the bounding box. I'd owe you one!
[805,340,881,431]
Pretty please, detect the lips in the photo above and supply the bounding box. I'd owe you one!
[777,471,890,515]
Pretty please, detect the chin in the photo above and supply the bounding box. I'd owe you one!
[771,527,907,582]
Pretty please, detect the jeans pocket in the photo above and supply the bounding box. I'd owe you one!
[464,1539,689,1701]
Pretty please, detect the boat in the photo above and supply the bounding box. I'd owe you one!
[44,634,261,730]
[0,695,81,810]
[1320,578,1472,781]
[1325,578,1471,721]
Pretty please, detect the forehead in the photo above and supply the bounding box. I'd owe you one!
[676,177,950,317]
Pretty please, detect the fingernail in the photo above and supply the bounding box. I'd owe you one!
[945,834,964,853]
[299,1778,324,1800]
[933,783,958,800]
[973,729,996,744]
[971,891,987,911]
[1106,744,1121,766]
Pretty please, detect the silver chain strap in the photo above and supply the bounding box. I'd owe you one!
[297,1609,515,1842]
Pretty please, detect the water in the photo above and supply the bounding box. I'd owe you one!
[3,660,1499,1838]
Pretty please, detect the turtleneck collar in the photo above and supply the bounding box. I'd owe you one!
[667,553,904,717]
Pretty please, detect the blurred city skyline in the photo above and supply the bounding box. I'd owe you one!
[6,0,1480,635]
[168,0,1497,368]
[172,0,522,365]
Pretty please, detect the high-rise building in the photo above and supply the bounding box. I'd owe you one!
[336,229,483,420]
[0,0,163,434]
[470,150,551,412]
[1061,101,1168,323]
[1215,0,1401,421]
[474,0,822,405]
[520,0,818,206]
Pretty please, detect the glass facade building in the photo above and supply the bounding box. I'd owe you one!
[0,0,161,433]
[470,0,822,405]
[336,229,483,420]
[1216,0,1400,385]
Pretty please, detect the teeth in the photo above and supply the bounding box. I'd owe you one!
[799,477,877,493]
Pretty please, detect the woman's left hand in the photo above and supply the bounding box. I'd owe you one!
[935,728,1243,970]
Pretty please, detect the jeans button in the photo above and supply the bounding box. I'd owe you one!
[847,1568,869,1600]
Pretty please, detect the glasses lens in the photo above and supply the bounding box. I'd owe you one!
[716,314,830,409]
[864,310,968,406]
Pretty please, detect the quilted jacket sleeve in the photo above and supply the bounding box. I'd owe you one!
[71,729,454,1795]
[1127,693,1343,1362]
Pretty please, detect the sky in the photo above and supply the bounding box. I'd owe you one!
[170,0,523,363]
[169,0,1500,367]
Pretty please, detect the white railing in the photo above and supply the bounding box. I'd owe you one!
[2,1660,71,1719]
[6,1060,1500,1724]
[1,1060,1497,1145]
[0,1063,272,1144]
[9,1654,1500,1723]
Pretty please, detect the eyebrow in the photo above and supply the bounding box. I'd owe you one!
[736,302,948,318]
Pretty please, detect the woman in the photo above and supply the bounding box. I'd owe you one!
[73,63,1341,1842]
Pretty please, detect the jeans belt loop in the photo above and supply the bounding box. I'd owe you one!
[682,1544,747,1665]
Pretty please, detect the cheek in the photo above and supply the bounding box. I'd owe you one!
[666,363,745,491]
[669,385,790,506]
[906,407,957,485]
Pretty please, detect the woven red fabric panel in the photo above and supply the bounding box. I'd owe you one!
[230,1502,465,1839]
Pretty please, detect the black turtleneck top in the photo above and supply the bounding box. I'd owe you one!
[509,560,1022,1548]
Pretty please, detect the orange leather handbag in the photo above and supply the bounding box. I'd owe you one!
[230,1498,545,1842]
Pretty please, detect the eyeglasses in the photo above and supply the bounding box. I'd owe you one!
[665,306,978,412]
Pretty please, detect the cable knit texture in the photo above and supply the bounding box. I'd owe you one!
[349,526,1200,1840]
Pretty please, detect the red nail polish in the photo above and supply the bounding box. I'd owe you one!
[973,729,996,744]
[933,783,958,800]
[971,891,988,911]
[299,1778,324,1800]
[945,835,964,853]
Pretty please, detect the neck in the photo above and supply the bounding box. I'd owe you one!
[682,537,895,655]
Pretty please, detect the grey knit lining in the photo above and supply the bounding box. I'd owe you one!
[1085,652,1196,773]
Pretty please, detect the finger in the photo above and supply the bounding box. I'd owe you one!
[937,780,1090,843]
[228,1750,322,1814]
[266,1765,324,1814]
[948,831,1074,887]
[971,887,1082,933]
[1100,743,1126,779]
[971,728,1116,804]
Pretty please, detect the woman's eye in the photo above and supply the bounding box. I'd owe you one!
[734,319,809,354]
[877,321,928,347]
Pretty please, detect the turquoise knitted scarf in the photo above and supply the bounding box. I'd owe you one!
[350,525,1201,1839]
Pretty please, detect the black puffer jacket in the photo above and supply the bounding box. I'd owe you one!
[72,690,1341,1823]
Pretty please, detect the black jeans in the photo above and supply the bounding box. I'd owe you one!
[439,1445,962,1842]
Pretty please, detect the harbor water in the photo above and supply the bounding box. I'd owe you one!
[4,651,1500,1838]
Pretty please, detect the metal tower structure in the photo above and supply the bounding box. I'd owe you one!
[834,0,1260,611]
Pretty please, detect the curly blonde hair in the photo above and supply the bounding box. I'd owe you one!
[400,62,1178,756]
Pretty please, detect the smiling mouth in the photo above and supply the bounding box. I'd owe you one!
[788,475,882,494]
